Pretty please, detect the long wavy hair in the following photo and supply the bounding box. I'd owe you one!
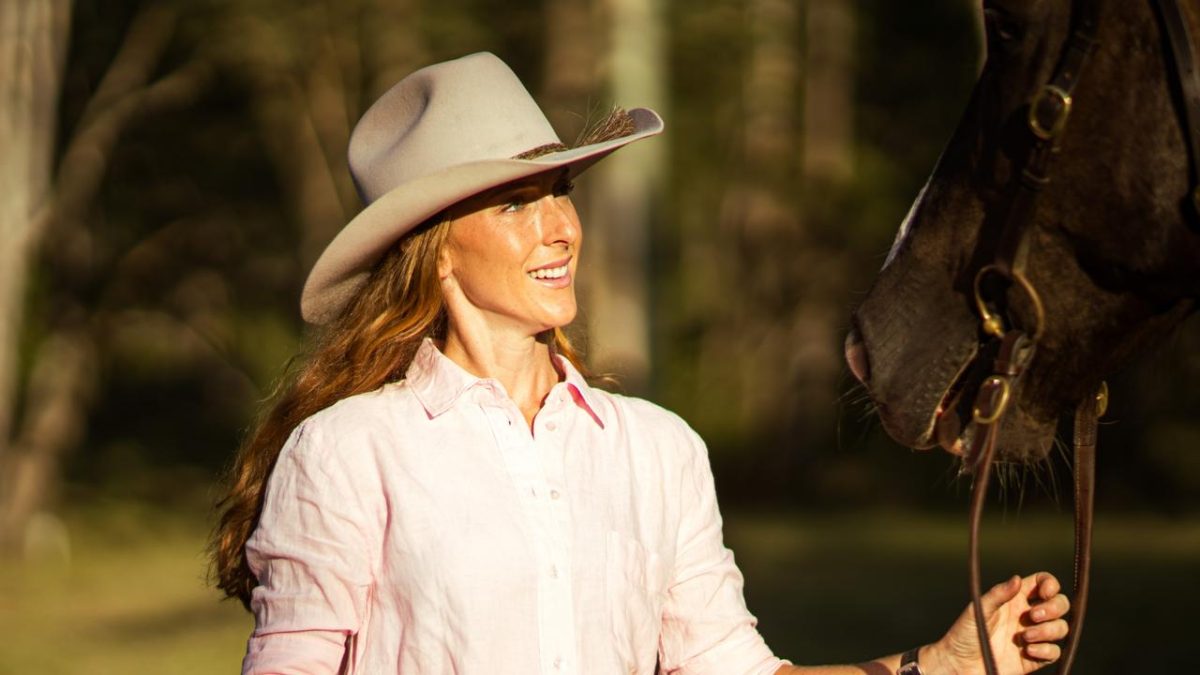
[209,214,589,609]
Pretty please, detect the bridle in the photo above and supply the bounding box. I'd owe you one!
[960,1,1200,674]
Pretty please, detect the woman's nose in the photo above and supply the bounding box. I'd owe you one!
[541,196,581,245]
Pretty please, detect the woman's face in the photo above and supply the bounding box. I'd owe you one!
[439,169,581,338]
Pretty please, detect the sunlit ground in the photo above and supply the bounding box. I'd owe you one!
[1,501,1195,673]
[0,500,250,675]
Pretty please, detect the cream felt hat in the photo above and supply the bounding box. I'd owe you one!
[300,51,664,324]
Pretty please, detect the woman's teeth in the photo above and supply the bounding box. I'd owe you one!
[529,264,568,280]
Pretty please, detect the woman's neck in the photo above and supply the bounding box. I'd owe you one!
[441,328,562,428]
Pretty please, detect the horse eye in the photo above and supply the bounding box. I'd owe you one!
[983,7,1023,44]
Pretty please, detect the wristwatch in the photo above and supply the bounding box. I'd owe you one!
[897,647,923,675]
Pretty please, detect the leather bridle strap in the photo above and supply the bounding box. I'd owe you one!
[965,331,1034,675]
[975,0,1100,343]
[964,329,1032,672]
[995,0,1100,278]
[965,354,1103,675]
[967,5,1104,674]
[1154,0,1200,219]
[1058,387,1101,673]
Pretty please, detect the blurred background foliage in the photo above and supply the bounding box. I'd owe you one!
[1,0,1197,672]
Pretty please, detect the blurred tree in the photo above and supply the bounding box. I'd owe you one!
[675,0,846,484]
[0,0,72,553]
[0,1,210,552]
[584,0,667,391]
[203,0,425,269]
[539,0,600,138]
[802,0,854,181]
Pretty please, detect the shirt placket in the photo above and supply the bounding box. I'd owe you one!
[480,386,579,674]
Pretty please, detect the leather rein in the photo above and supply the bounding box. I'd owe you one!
[957,1,1200,674]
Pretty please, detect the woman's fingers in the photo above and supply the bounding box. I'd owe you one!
[1029,589,1070,622]
[1031,572,1060,601]
[1024,641,1062,662]
[981,574,1023,615]
[1022,618,1069,643]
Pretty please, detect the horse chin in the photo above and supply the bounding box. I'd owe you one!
[933,393,1057,466]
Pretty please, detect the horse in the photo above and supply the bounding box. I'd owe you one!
[846,0,1199,464]
[843,0,1200,672]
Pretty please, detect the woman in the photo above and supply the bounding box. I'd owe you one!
[212,52,1070,674]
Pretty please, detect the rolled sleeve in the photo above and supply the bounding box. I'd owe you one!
[658,427,788,675]
[242,420,383,674]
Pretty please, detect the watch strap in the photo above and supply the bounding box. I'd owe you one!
[897,647,923,675]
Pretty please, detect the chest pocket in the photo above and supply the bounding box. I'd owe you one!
[606,530,666,674]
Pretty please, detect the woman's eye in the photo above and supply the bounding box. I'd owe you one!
[502,198,527,213]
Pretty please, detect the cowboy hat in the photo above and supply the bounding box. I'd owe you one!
[300,51,664,324]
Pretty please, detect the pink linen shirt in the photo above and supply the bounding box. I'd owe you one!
[243,338,787,674]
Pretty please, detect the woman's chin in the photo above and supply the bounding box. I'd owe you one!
[532,303,577,333]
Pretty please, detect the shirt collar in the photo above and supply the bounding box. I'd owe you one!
[552,350,607,429]
[406,337,606,428]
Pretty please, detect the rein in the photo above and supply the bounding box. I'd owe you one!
[961,1,1200,673]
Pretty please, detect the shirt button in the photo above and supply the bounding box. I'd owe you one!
[550,489,561,500]
[546,421,557,431]
[553,657,563,669]
[549,565,559,578]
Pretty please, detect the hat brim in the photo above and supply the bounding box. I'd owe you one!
[301,107,664,324]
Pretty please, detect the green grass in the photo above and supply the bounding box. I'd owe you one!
[0,500,250,675]
[0,502,1195,673]
[728,511,1200,672]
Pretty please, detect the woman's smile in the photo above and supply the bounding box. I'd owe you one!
[527,257,573,286]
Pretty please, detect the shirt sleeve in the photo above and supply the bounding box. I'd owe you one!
[241,418,384,675]
[658,425,790,675]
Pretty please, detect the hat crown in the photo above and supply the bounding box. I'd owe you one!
[349,52,562,204]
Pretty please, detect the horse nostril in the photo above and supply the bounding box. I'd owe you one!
[844,327,871,384]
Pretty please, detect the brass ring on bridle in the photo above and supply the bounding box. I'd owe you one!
[972,375,1012,425]
[973,265,1047,342]
[1029,84,1074,141]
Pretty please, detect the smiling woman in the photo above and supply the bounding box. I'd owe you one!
[209,51,1072,675]
[440,171,582,361]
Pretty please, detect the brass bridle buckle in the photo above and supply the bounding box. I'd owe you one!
[973,265,1048,341]
[1028,84,1074,140]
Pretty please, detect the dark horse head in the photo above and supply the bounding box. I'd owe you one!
[846,0,1200,464]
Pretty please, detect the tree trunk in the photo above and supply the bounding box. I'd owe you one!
[702,0,803,433]
[699,0,848,456]
[0,0,72,552]
[0,327,96,554]
[587,0,667,392]
[540,0,599,141]
[802,0,855,182]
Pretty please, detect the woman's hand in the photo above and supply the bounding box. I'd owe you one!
[923,572,1070,674]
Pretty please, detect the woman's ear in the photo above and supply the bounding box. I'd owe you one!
[437,244,454,283]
